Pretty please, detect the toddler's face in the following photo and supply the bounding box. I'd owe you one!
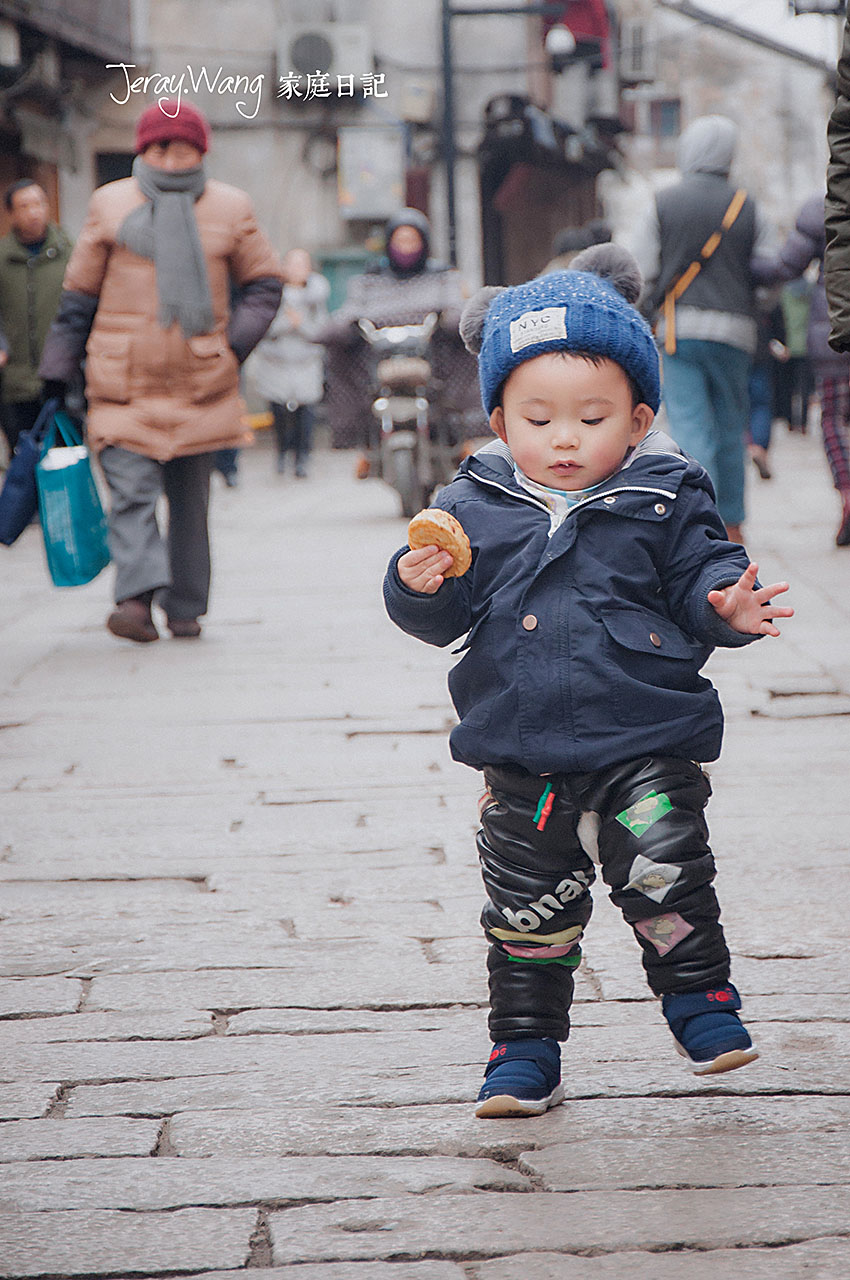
[490,352,653,491]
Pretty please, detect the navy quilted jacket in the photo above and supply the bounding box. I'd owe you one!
[383,432,756,775]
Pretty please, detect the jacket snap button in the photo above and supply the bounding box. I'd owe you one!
[649,632,662,647]
[654,503,666,514]
[603,495,616,504]
[522,614,538,631]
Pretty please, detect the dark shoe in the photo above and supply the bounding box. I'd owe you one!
[222,472,238,488]
[107,595,159,643]
[836,497,850,547]
[748,445,772,480]
[167,618,202,638]
[475,1038,564,1117]
[662,984,758,1075]
[294,464,308,479]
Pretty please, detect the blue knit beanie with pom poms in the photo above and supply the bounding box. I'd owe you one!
[459,244,661,415]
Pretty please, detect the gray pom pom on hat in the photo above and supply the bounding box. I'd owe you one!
[459,286,505,354]
[569,243,643,305]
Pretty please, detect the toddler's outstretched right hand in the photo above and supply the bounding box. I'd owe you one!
[398,546,455,595]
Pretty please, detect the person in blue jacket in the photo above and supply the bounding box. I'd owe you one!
[383,245,793,1117]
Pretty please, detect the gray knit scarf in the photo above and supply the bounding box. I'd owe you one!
[117,157,215,338]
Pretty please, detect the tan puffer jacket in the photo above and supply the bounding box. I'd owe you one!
[59,176,281,459]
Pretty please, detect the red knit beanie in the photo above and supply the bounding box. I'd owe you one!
[134,101,211,155]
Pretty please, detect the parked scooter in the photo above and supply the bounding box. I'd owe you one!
[357,311,456,517]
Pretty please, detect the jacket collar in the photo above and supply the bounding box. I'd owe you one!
[457,428,696,511]
[1,223,65,264]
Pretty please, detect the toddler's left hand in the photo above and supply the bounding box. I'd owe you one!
[707,562,793,636]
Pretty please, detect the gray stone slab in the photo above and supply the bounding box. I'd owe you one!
[474,1239,850,1280]
[0,976,83,1016]
[0,1084,59,1121]
[0,909,478,977]
[0,1011,214,1043]
[4,726,461,797]
[0,1118,160,1162]
[521,1132,850,1190]
[223,1005,486,1038]
[0,879,205,912]
[746,993,850,1022]
[168,1090,850,1162]
[1,1026,485,1087]
[1,1154,527,1211]
[170,1095,850,1159]
[0,1208,255,1277]
[754,692,850,718]
[52,1014,848,1118]
[82,962,485,1015]
[269,1188,850,1263]
[585,944,850,1002]
[124,1268,466,1280]
[0,789,476,881]
[65,1064,481,1117]
[213,988,844,1039]
[220,998,650,1039]
[220,992,843,1037]
[55,1014,835,1098]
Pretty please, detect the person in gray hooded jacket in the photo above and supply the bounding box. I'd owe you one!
[628,116,775,541]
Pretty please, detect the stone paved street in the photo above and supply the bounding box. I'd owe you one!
[1,425,849,1278]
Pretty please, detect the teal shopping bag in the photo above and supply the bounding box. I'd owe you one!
[35,410,110,587]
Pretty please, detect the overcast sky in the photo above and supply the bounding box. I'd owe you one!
[685,0,844,62]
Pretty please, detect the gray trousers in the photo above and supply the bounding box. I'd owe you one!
[98,446,213,619]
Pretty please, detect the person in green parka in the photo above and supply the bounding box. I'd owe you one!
[0,180,72,458]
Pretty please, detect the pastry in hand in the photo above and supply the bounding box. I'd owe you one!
[407,508,472,578]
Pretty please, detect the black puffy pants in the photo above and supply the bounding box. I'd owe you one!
[478,756,731,1042]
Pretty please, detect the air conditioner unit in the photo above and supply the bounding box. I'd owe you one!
[277,23,373,86]
[619,19,656,85]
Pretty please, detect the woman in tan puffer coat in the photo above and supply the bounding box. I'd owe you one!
[40,100,282,642]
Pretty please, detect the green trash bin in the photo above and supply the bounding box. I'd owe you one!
[316,247,377,312]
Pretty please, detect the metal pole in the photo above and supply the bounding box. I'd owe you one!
[441,0,458,267]
[440,2,564,267]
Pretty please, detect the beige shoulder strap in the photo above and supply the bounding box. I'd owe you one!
[662,188,748,356]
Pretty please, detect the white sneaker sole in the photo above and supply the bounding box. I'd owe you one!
[475,1080,565,1118]
[675,1042,760,1075]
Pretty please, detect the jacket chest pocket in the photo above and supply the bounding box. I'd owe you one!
[85,333,131,404]
[186,333,238,404]
[600,606,708,727]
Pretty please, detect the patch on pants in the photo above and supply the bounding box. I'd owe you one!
[634,912,694,955]
[615,790,672,838]
[624,854,682,903]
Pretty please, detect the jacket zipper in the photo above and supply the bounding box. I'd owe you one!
[468,469,677,517]
[562,483,678,516]
[465,471,551,513]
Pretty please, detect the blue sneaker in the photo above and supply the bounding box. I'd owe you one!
[662,984,759,1075]
[475,1038,564,1117]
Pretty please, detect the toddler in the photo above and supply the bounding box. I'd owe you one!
[383,245,793,1117]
